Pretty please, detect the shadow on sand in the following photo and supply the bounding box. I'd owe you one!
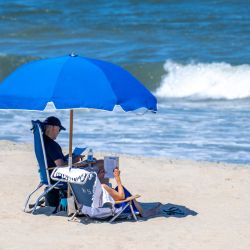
[32,201,198,224]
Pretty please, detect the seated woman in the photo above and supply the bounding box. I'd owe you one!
[97,166,162,218]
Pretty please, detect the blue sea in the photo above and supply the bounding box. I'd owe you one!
[0,0,250,164]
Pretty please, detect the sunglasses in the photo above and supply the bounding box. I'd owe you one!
[53,125,62,132]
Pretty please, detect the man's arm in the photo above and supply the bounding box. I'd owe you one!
[54,158,67,166]
[55,155,83,167]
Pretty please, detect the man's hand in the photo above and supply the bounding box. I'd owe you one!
[72,155,85,163]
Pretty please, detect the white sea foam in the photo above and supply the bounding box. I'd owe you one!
[156,60,250,100]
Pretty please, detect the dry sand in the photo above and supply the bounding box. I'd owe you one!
[0,140,249,250]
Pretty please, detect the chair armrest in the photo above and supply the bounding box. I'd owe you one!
[48,162,88,170]
[72,162,89,167]
[47,166,57,171]
[114,194,141,204]
[47,165,68,171]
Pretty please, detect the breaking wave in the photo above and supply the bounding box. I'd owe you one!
[156,60,250,100]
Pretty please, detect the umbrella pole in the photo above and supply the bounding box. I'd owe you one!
[68,109,73,168]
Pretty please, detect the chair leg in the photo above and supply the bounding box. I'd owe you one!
[129,202,138,221]
[32,181,61,214]
[109,203,130,223]
[68,211,81,222]
[23,183,44,212]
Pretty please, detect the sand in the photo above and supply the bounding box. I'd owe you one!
[0,140,249,250]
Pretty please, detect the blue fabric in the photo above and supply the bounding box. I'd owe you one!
[0,55,157,112]
[114,186,139,214]
[32,120,68,188]
[32,120,49,185]
[59,198,68,211]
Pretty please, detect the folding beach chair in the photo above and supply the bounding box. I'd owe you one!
[23,120,65,214]
[51,166,140,223]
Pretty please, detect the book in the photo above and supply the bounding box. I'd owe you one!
[104,156,119,178]
[73,147,87,156]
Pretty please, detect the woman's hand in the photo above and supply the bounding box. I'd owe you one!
[113,168,120,177]
[113,168,122,184]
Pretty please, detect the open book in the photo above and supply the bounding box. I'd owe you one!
[104,156,119,178]
[65,147,87,162]
[73,147,87,156]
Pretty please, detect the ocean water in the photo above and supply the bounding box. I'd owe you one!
[0,0,250,164]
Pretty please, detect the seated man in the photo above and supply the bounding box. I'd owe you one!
[42,116,80,170]
[43,116,104,171]
[42,116,106,207]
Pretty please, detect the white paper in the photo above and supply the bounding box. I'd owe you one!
[104,156,119,178]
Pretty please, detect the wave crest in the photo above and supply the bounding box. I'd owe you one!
[156,60,250,100]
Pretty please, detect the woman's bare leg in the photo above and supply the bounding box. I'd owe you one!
[98,166,162,217]
[101,168,125,201]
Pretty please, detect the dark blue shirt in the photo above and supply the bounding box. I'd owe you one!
[43,134,65,169]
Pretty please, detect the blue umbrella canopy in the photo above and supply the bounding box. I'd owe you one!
[0,54,157,112]
[0,54,157,165]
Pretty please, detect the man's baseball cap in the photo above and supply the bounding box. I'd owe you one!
[43,116,66,131]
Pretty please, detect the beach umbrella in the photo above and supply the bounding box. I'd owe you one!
[0,54,157,166]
